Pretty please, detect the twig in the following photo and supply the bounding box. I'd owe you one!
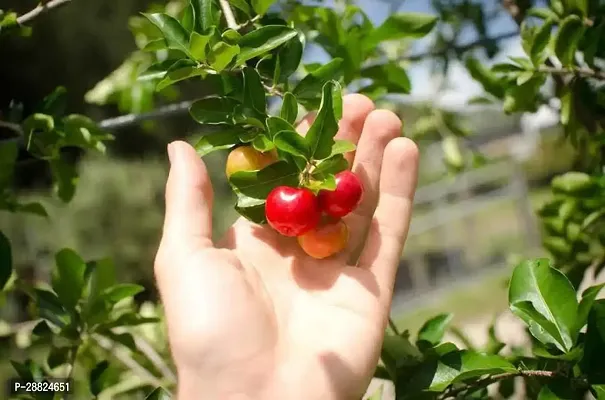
[16,0,72,25]
[218,0,238,30]
[98,100,195,130]
[538,66,605,81]
[132,335,176,383]
[0,120,23,134]
[92,334,164,388]
[388,317,400,335]
[439,370,561,399]
[63,342,81,400]
[235,14,262,31]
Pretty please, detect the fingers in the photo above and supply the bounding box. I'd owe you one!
[297,94,374,167]
[160,140,214,250]
[357,137,419,299]
[343,110,404,261]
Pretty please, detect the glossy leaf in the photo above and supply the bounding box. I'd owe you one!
[508,258,578,352]
[274,130,310,160]
[190,31,211,60]
[363,13,437,51]
[329,140,356,157]
[266,116,296,139]
[39,86,68,117]
[252,0,276,15]
[101,284,144,305]
[293,58,344,101]
[33,288,70,328]
[143,38,168,52]
[552,172,596,195]
[231,0,251,15]
[52,249,87,310]
[251,134,275,152]
[531,19,554,64]
[189,97,243,124]
[576,284,605,334]
[209,42,240,72]
[361,63,411,94]
[0,232,12,291]
[192,0,214,33]
[236,26,298,65]
[305,81,341,160]
[193,126,250,156]
[402,350,516,393]
[580,300,605,381]
[142,13,194,59]
[554,15,584,67]
[243,67,267,116]
[156,60,207,91]
[235,194,267,224]
[382,332,423,377]
[101,313,160,330]
[50,157,78,203]
[229,161,300,199]
[181,4,195,32]
[280,93,298,124]
[417,313,454,348]
[312,154,348,180]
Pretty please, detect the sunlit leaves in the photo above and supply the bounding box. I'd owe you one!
[554,15,585,67]
[193,126,251,156]
[52,249,87,311]
[189,97,243,124]
[251,0,277,16]
[305,81,341,160]
[142,13,194,59]
[363,12,437,52]
[229,161,300,199]
[293,58,344,106]
[236,26,298,65]
[280,93,298,124]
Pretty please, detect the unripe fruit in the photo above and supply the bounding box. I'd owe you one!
[226,146,278,178]
[265,186,320,237]
[318,171,364,218]
[297,218,349,259]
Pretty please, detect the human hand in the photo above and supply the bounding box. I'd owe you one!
[154,94,419,400]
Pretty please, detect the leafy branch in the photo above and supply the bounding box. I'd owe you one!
[218,0,238,30]
[16,0,72,25]
[538,65,605,81]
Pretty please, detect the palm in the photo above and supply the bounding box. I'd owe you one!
[155,95,419,400]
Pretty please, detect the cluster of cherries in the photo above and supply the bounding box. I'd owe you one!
[226,145,364,259]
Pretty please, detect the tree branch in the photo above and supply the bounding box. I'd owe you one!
[439,370,572,399]
[388,318,400,335]
[218,0,238,30]
[539,66,605,81]
[17,0,72,25]
[132,335,176,383]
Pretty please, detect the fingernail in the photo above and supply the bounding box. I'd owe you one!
[167,142,176,165]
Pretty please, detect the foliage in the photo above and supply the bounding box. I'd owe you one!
[1,0,605,399]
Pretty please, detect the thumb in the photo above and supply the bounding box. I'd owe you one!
[161,140,214,249]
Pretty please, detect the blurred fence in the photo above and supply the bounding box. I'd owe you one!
[390,140,542,314]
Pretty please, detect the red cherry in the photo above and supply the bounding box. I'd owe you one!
[265,186,321,237]
[318,171,364,218]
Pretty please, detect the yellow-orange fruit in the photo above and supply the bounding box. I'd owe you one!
[297,219,349,259]
[225,146,278,178]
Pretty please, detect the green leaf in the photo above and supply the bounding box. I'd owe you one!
[576,284,605,333]
[101,313,160,330]
[181,4,195,32]
[363,12,437,52]
[417,313,454,348]
[252,134,275,152]
[0,140,18,186]
[531,19,554,65]
[231,0,251,15]
[274,130,310,160]
[381,331,423,378]
[581,301,605,382]
[593,385,605,400]
[189,97,243,124]
[192,0,214,33]
[528,8,560,20]
[554,15,584,67]
[143,38,168,52]
[236,25,298,65]
[280,93,298,124]
[251,0,276,15]
[361,63,411,94]
[292,58,344,101]
[442,136,465,171]
[305,81,341,160]
[190,31,211,61]
[52,249,87,310]
[142,13,194,59]
[40,86,68,117]
[234,194,267,224]
[222,29,242,44]
[22,113,58,159]
[146,387,172,400]
[465,57,505,99]
[33,288,70,328]
[101,284,144,305]
[0,232,12,291]
[401,350,516,393]
[312,154,349,180]
[329,140,356,157]
[11,360,44,381]
[508,258,578,352]
[243,67,267,116]
[517,71,535,85]
[156,60,208,92]
[307,175,337,192]
[552,172,596,195]
[47,346,70,369]
[229,161,300,199]
[209,42,240,72]
[50,157,78,203]
[266,116,296,139]
[193,126,249,156]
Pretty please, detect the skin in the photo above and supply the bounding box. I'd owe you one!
[155,94,420,400]
[225,146,278,178]
[297,218,349,259]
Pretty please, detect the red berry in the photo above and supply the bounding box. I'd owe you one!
[265,186,321,237]
[318,171,364,218]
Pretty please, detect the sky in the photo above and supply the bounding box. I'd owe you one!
[300,0,558,129]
